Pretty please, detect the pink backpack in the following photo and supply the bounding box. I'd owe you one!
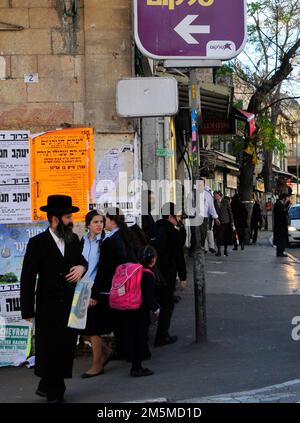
[109,263,153,310]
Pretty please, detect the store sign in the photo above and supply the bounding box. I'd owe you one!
[226,173,237,189]
[198,117,236,135]
[156,148,174,158]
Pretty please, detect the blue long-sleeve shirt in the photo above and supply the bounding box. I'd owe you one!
[82,232,103,281]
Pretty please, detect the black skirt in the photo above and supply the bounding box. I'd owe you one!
[81,294,115,337]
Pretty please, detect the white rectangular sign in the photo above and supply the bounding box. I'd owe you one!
[116,77,178,117]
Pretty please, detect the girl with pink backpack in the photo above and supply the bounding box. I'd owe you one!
[116,246,160,377]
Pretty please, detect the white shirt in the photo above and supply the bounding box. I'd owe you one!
[203,188,218,219]
[49,227,65,256]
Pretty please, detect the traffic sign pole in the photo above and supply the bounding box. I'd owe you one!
[190,69,207,344]
[134,0,247,345]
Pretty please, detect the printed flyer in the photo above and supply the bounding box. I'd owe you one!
[30,128,94,222]
[0,131,31,224]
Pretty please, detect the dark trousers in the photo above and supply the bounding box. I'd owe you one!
[215,223,230,248]
[236,227,245,246]
[155,286,174,341]
[276,239,286,255]
[38,377,65,401]
[199,218,209,248]
[251,223,259,244]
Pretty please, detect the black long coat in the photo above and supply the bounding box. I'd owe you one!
[273,200,289,247]
[20,229,87,378]
[121,269,160,363]
[151,219,187,291]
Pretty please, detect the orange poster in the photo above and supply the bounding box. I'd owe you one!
[30,128,94,222]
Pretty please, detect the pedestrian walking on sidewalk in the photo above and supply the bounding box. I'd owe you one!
[213,191,234,256]
[90,208,137,359]
[120,246,160,378]
[273,193,289,257]
[150,202,187,347]
[20,195,87,403]
[190,180,219,255]
[251,200,262,244]
[80,210,113,379]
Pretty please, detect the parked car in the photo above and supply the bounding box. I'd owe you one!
[288,204,300,245]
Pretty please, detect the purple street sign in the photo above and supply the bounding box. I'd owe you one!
[134,0,247,60]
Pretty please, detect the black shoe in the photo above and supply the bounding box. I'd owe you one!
[277,253,288,257]
[154,335,178,347]
[35,389,47,398]
[81,369,104,378]
[209,248,216,254]
[215,252,221,257]
[224,251,228,256]
[173,295,181,303]
[232,247,238,251]
[130,367,154,377]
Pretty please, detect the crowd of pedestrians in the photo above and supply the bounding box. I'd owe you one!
[20,188,280,403]
[20,194,187,403]
[195,185,263,258]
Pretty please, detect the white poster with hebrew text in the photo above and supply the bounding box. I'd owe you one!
[0,131,31,223]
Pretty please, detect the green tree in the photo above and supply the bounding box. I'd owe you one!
[232,0,300,200]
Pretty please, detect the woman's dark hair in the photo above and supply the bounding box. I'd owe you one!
[105,207,133,248]
[139,245,157,267]
[85,209,106,228]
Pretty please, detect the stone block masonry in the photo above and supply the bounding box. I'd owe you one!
[0,0,133,138]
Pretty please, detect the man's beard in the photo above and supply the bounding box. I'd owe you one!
[55,220,74,243]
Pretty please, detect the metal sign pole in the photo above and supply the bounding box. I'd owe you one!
[190,69,207,344]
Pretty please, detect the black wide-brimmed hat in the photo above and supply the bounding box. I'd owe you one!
[40,195,80,214]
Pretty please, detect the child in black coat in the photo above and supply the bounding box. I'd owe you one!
[121,246,160,377]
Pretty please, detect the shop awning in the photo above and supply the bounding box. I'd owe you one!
[177,81,233,116]
[224,163,240,173]
[272,166,298,180]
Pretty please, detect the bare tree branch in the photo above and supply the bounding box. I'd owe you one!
[248,37,300,113]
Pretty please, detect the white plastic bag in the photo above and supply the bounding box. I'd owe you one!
[67,279,93,330]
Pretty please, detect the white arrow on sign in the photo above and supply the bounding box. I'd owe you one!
[174,15,210,45]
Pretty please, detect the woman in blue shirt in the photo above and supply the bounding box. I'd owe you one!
[81,210,112,378]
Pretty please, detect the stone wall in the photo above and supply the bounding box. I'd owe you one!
[0,0,133,134]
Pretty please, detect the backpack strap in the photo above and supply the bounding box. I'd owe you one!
[143,268,154,277]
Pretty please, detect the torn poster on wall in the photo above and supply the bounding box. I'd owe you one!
[91,144,141,225]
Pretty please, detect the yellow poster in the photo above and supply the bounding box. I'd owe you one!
[30,128,94,222]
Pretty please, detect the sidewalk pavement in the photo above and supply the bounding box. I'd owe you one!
[1,231,300,403]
